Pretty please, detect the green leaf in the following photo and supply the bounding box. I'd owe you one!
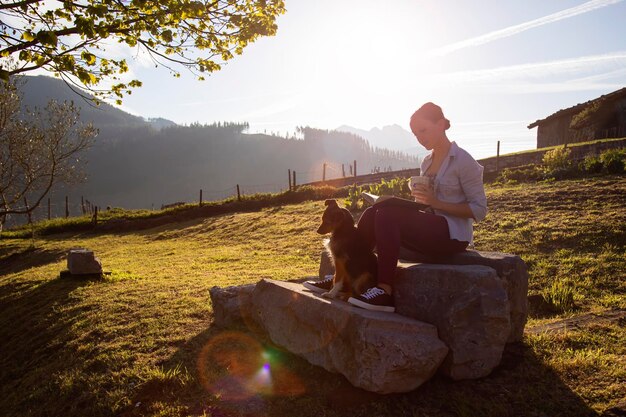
[37,30,58,46]
[161,29,173,43]
[81,51,97,65]
[76,68,97,85]
[3,0,286,101]
[35,54,46,66]
[22,31,36,42]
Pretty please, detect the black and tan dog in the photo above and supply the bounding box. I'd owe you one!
[314,199,377,300]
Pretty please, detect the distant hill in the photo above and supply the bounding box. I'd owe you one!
[336,124,429,159]
[60,125,418,210]
[15,75,418,213]
[145,117,178,130]
[20,75,148,128]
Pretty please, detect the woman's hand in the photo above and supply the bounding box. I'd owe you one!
[412,185,477,219]
[411,184,438,207]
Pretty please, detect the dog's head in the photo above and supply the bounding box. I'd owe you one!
[317,199,354,234]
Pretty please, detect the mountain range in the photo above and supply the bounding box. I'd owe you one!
[20,77,426,156]
[15,76,421,216]
[336,124,428,159]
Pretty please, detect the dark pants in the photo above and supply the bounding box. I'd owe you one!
[356,206,468,287]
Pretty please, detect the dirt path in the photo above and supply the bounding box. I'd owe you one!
[526,308,626,335]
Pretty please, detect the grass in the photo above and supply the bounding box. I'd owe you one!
[492,136,626,158]
[1,185,347,239]
[1,175,625,417]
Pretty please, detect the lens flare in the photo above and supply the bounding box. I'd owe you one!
[197,331,306,401]
[250,362,273,393]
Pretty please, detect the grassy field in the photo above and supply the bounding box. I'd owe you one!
[1,176,625,417]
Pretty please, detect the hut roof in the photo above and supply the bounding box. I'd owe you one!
[527,87,626,129]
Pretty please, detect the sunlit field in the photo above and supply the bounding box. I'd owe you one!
[1,176,624,417]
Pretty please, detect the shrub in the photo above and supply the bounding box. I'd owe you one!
[498,164,544,183]
[367,177,411,200]
[581,155,604,174]
[548,165,581,180]
[344,185,364,210]
[542,146,572,172]
[343,177,412,211]
[541,146,584,180]
[600,148,626,174]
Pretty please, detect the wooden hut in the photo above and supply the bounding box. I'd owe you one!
[528,87,626,148]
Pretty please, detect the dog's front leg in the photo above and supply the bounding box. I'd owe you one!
[322,278,343,299]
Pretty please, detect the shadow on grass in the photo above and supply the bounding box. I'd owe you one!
[86,190,340,237]
[122,324,598,417]
[0,273,101,417]
[531,229,626,255]
[0,246,66,277]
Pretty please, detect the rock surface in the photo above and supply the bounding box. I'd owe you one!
[247,279,449,394]
[394,263,510,380]
[320,249,528,343]
[67,249,102,275]
[209,284,256,328]
[402,249,528,343]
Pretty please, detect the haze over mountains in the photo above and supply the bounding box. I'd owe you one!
[336,124,428,159]
[18,76,421,214]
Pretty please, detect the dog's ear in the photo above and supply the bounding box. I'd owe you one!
[342,209,355,225]
[325,199,338,207]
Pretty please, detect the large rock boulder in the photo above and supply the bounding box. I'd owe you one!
[246,279,449,394]
[67,249,102,275]
[398,249,528,343]
[319,249,528,343]
[394,263,510,380]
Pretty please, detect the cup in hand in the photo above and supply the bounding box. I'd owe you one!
[409,175,431,191]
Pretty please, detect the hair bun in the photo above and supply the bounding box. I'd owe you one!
[410,102,448,127]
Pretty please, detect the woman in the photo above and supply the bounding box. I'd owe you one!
[347,102,487,312]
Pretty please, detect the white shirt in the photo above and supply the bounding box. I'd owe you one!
[420,141,487,244]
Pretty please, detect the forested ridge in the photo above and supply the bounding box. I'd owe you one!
[19,76,417,212]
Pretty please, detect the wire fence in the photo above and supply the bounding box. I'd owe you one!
[2,159,419,228]
[9,138,607,229]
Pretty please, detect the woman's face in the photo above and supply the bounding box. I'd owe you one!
[410,117,445,150]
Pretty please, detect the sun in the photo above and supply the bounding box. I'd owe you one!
[292,0,447,128]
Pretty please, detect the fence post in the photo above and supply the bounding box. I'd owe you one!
[293,171,296,190]
[23,197,32,225]
[496,140,500,173]
[353,160,357,178]
[288,169,292,191]
[236,184,241,201]
[65,196,69,218]
[81,196,85,215]
[323,163,326,182]
[93,206,98,227]
[342,164,345,177]
[199,189,203,207]
[47,198,51,220]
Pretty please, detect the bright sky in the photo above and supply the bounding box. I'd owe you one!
[115,0,626,158]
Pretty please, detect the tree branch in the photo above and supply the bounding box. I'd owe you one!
[0,0,41,11]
